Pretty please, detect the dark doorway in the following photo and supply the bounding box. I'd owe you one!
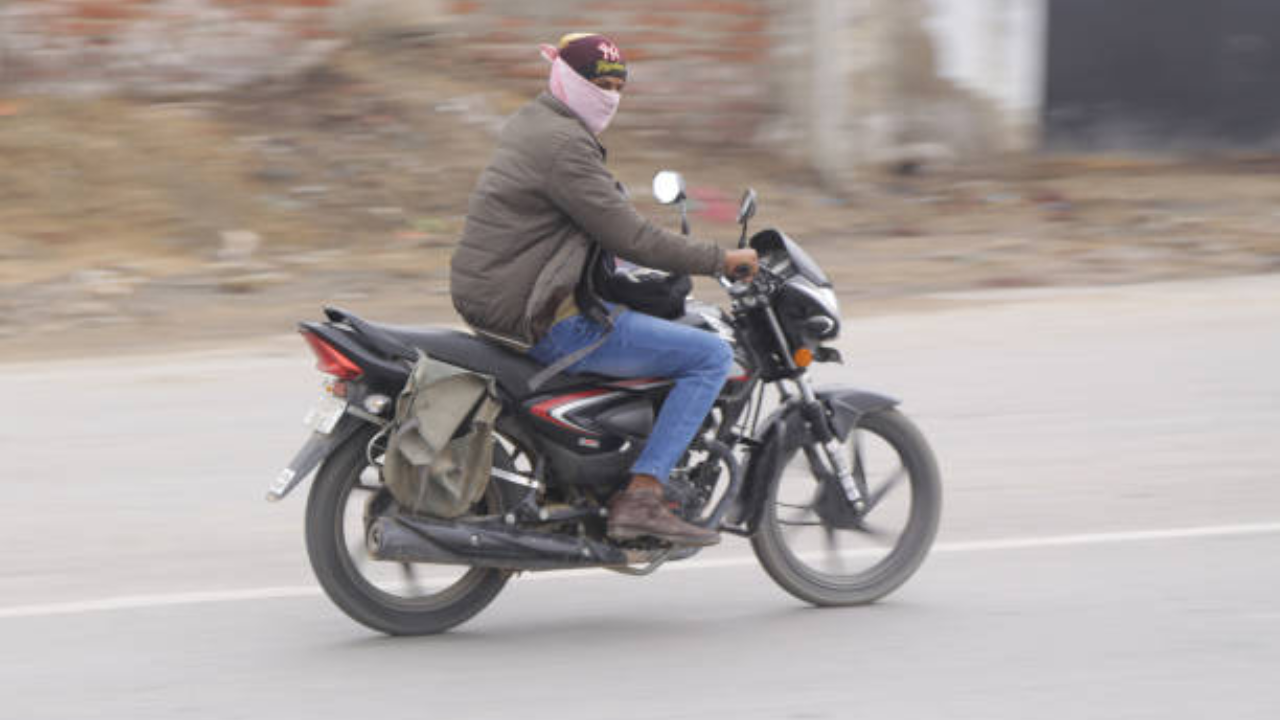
[1044,0,1280,151]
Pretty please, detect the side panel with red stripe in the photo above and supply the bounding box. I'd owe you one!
[523,379,671,454]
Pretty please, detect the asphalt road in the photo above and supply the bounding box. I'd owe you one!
[3,275,1279,719]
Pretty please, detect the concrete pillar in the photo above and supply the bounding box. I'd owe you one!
[808,0,847,187]
[782,0,886,190]
[775,0,1050,188]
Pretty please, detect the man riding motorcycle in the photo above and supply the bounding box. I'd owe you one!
[450,33,759,547]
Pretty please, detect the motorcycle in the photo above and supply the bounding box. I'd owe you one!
[267,171,942,635]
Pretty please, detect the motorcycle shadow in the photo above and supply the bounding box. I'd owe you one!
[332,595,911,649]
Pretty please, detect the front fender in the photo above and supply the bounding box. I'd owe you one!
[732,386,898,534]
[814,386,898,440]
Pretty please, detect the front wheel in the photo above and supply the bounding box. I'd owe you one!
[304,427,511,635]
[751,408,941,606]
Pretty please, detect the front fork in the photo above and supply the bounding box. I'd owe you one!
[796,375,867,513]
[756,303,865,512]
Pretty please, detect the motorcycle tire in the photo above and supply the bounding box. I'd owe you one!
[751,408,941,606]
[305,427,510,636]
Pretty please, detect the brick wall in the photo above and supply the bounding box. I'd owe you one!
[0,0,784,147]
[0,0,344,95]
[438,0,782,147]
[0,1,1043,173]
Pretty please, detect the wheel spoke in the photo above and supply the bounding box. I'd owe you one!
[866,465,908,511]
[400,563,426,597]
[848,519,895,547]
[851,430,872,497]
[822,526,846,571]
[345,535,370,571]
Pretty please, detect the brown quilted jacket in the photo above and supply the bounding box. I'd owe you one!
[449,93,724,350]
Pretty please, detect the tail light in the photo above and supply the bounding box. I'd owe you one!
[300,330,363,380]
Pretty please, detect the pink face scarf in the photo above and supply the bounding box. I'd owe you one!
[540,44,621,136]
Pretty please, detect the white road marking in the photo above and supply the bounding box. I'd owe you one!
[0,586,324,619]
[928,523,1280,553]
[3,521,1278,621]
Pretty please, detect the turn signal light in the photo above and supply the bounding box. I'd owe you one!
[793,347,814,368]
[301,331,363,380]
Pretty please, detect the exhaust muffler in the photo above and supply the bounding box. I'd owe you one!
[368,513,629,570]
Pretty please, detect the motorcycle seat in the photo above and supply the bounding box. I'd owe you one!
[362,322,611,398]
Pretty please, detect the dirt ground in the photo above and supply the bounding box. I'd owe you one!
[3,39,1279,361]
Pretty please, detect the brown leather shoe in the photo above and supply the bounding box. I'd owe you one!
[607,488,720,546]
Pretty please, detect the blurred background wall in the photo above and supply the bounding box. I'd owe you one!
[0,0,346,94]
[0,0,1049,188]
[0,0,1277,181]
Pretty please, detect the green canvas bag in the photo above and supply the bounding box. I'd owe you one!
[382,353,501,518]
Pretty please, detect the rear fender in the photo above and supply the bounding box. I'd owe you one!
[266,413,370,502]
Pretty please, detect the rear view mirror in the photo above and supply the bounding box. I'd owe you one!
[737,188,758,225]
[652,170,686,205]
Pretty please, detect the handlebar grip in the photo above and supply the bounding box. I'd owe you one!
[729,263,753,280]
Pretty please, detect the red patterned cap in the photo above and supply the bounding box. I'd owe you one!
[556,33,628,82]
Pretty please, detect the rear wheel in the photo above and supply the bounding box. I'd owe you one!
[751,408,941,606]
[305,427,511,635]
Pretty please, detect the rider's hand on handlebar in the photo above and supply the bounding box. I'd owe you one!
[723,249,759,282]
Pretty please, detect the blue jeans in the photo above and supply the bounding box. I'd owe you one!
[530,307,733,483]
